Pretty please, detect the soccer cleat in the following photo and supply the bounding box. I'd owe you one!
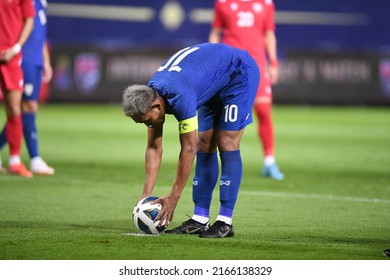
[384,249,390,257]
[30,157,55,175]
[261,163,284,180]
[8,163,33,178]
[199,220,234,238]
[164,218,209,234]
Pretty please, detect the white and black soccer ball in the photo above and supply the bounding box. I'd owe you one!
[133,196,166,234]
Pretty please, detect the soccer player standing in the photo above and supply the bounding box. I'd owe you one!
[0,0,35,177]
[122,43,260,238]
[0,0,54,175]
[209,0,284,180]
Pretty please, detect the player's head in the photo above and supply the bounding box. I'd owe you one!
[122,84,165,127]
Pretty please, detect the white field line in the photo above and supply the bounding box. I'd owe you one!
[3,176,387,205]
[167,186,390,205]
[239,190,390,204]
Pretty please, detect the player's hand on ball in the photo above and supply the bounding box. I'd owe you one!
[154,195,180,226]
[137,194,150,205]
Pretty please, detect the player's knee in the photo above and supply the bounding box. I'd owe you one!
[22,100,38,113]
[218,138,240,151]
[197,138,216,152]
[5,95,22,117]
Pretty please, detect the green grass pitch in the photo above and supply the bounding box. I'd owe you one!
[0,104,389,260]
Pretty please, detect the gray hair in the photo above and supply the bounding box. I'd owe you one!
[122,84,157,117]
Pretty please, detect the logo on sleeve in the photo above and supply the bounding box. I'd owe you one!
[178,116,198,134]
[179,123,189,131]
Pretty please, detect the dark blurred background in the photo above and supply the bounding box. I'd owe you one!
[44,0,390,105]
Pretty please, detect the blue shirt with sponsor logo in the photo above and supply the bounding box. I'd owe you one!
[22,0,47,66]
[148,43,253,122]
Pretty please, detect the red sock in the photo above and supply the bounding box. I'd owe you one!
[6,115,23,156]
[254,102,274,156]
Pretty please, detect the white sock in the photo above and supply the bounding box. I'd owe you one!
[192,215,209,224]
[264,156,275,167]
[31,156,51,170]
[9,155,21,165]
[30,156,43,166]
[216,215,232,225]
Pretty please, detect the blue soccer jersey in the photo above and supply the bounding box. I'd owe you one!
[148,43,260,131]
[22,0,47,66]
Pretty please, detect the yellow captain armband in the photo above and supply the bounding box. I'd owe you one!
[178,116,198,134]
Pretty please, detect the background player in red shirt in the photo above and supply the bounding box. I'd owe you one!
[0,0,35,177]
[209,0,284,180]
[0,0,54,175]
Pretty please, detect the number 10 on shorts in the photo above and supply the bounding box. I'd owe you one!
[224,104,238,123]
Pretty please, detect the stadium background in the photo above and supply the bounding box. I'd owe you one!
[38,0,390,105]
[1,1,390,264]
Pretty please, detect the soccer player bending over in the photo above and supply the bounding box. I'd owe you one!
[122,43,259,238]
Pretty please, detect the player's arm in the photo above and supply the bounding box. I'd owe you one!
[172,129,197,201]
[209,27,222,43]
[156,116,198,225]
[157,130,197,225]
[141,124,163,199]
[42,42,53,83]
[1,17,34,62]
[209,0,223,44]
[265,30,278,84]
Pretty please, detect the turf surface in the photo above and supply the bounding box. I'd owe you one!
[0,104,389,260]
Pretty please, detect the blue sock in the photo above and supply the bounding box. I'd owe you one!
[0,125,6,150]
[193,152,219,218]
[22,112,39,158]
[219,150,242,219]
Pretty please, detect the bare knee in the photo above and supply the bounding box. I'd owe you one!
[197,131,218,153]
[22,100,38,113]
[4,90,22,117]
[217,130,244,151]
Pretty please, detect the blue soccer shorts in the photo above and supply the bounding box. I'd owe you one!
[22,61,43,102]
[198,59,260,132]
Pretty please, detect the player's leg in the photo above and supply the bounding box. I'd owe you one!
[22,63,54,175]
[192,128,219,222]
[0,71,9,171]
[0,127,6,151]
[254,67,284,180]
[0,107,6,172]
[165,104,219,234]
[199,129,244,238]
[0,87,6,172]
[200,57,259,238]
[0,84,6,150]
[0,58,32,177]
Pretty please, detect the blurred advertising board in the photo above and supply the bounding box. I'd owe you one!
[274,51,390,105]
[49,45,390,105]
